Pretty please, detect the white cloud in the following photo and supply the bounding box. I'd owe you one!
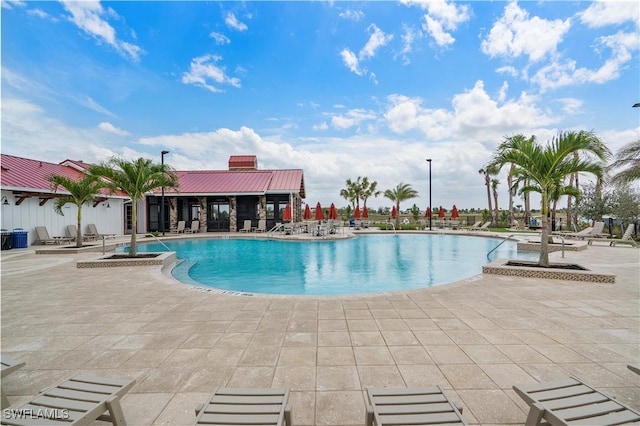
[403,0,470,47]
[98,121,129,136]
[330,108,376,130]
[341,24,392,77]
[396,25,423,65]
[579,1,640,29]
[554,98,583,115]
[481,1,570,62]
[423,15,454,47]
[1,0,25,9]
[312,122,329,131]
[27,8,53,20]
[339,9,364,22]
[181,54,241,93]
[496,66,519,77]
[531,31,639,91]
[59,0,144,62]
[209,31,230,45]
[225,12,247,31]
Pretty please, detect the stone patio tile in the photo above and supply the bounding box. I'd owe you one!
[518,363,573,383]
[353,346,395,365]
[495,344,553,363]
[120,393,173,426]
[239,345,281,366]
[214,332,253,348]
[202,347,245,366]
[565,343,630,363]
[533,344,592,363]
[179,333,223,349]
[459,345,512,363]
[460,317,500,329]
[289,391,315,425]
[250,332,286,346]
[404,318,439,330]
[396,309,427,319]
[433,318,471,330]
[316,366,360,391]
[42,350,101,369]
[388,346,432,365]
[315,391,364,425]
[446,330,490,345]
[284,332,317,346]
[425,308,456,319]
[318,319,348,331]
[199,321,231,333]
[413,330,455,345]
[84,349,137,369]
[398,364,451,388]
[317,332,351,346]
[179,366,235,392]
[135,367,195,393]
[121,349,174,368]
[160,348,208,367]
[350,331,385,346]
[376,319,409,331]
[357,365,405,388]
[440,364,497,389]
[367,300,394,309]
[256,319,289,332]
[153,392,209,425]
[512,330,558,344]
[6,350,66,370]
[370,309,401,319]
[476,329,523,344]
[381,330,419,346]
[344,309,372,319]
[278,346,317,366]
[478,363,538,389]
[346,319,378,331]
[225,320,260,332]
[560,363,638,388]
[342,300,368,310]
[288,319,318,332]
[226,366,275,387]
[426,345,473,364]
[456,389,526,424]
[272,366,316,390]
[317,347,355,366]
[317,310,346,319]
[1,369,73,397]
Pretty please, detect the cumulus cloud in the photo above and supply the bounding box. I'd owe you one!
[330,108,377,130]
[1,0,25,9]
[181,54,241,93]
[60,0,144,62]
[339,9,364,21]
[225,12,247,31]
[341,24,393,77]
[578,1,640,28]
[209,31,230,45]
[531,31,639,91]
[402,0,470,47]
[481,1,570,62]
[395,25,423,65]
[98,121,129,136]
[312,122,329,131]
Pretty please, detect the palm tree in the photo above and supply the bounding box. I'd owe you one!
[492,130,610,266]
[478,167,492,225]
[491,178,500,226]
[340,177,362,210]
[360,177,381,209]
[384,183,418,229]
[608,140,640,185]
[48,174,105,248]
[507,163,515,226]
[89,157,178,256]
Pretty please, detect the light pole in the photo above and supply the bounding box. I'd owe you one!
[161,150,169,236]
[426,158,432,231]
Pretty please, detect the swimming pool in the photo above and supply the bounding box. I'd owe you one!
[131,234,536,295]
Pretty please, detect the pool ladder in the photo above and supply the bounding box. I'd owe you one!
[144,233,172,252]
[486,235,515,260]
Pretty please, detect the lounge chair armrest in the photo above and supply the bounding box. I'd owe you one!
[195,402,204,416]
[284,404,292,426]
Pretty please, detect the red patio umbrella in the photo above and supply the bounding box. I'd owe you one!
[315,202,325,220]
[391,206,397,218]
[329,203,338,220]
[451,205,459,219]
[424,208,431,218]
[303,203,312,220]
[438,206,445,219]
[282,203,292,222]
[362,206,369,218]
[354,206,361,219]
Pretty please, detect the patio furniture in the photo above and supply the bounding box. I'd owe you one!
[239,220,252,233]
[171,220,187,234]
[513,376,640,426]
[184,220,200,234]
[35,226,73,245]
[256,219,267,233]
[366,386,466,426]
[67,225,95,242]
[1,373,135,426]
[87,223,116,240]
[1,355,25,409]
[194,387,291,425]
[628,364,640,375]
[555,221,606,240]
[587,223,637,247]
[470,221,491,231]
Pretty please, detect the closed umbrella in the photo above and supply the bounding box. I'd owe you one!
[362,206,369,218]
[391,206,397,218]
[283,203,292,222]
[424,208,431,218]
[303,204,312,220]
[451,205,459,219]
[354,206,361,219]
[438,206,445,219]
[329,203,338,220]
[315,202,325,220]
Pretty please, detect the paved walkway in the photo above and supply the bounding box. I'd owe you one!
[1,233,638,425]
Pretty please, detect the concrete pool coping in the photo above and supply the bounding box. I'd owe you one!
[1,234,638,425]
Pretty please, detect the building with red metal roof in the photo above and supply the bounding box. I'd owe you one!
[1,153,306,243]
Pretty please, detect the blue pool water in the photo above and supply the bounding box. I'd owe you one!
[130,234,536,295]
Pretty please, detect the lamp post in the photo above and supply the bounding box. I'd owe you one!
[161,150,169,236]
[426,158,432,231]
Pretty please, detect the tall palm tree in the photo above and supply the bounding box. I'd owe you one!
[491,178,500,226]
[89,157,178,256]
[507,163,515,226]
[492,130,610,266]
[340,177,362,210]
[48,174,105,248]
[384,183,418,229]
[608,140,640,185]
[478,167,493,224]
[360,176,381,209]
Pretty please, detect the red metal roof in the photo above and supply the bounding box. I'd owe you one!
[163,171,273,195]
[266,169,305,197]
[228,155,257,170]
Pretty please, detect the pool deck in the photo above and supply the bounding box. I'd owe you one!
[1,231,638,425]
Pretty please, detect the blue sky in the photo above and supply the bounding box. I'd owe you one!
[2,0,639,210]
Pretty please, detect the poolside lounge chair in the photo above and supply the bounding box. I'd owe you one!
[1,355,25,409]
[2,373,135,426]
[628,364,640,375]
[256,219,266,233]
[555,221,606,240]
[513,376,640,426]
[471,221,491,231]
[194,387,291,425]
[67,224,95,242]
[587,223,638,247]
[87,223,116,240]
[35,226,73,245]
[184,220,200,234]
[366,386,466,426]
[171,220,186,234]
[239,219,252,233]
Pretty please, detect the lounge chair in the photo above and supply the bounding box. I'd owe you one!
[2,373,135,426]
[1,355,25,409]
[195,387,291,425]
[628,363,640,375]
[471,221,491,231]
[587,223,638,247]
[87,223,116,240]
[366,386,466,426]
[239,220,252,233]
[35,226,73,245]
[256,219,266,233]
[462,221,481,230]
[555,221,606,240]
[513,376,640,426]
[171,220,186,234]
[283,223,294,235]
[67,224,95,242]
[184,220,200,234]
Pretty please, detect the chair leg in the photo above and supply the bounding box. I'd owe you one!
[284,404,292,426]
[524,402,546,426]
[1,388,10,410]
[105,396,128,426]
[366,405,374,426]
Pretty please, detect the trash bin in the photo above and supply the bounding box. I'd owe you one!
[1,229,12,250]
[11,228,28,249]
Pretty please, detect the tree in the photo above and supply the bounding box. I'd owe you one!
[360,176,381,209]
[608,140,640,185]
[479,163,499,225]
[410,203,421,223]
[383,183,418,229]
[48,174,106,248]
[491,178,500,226]
[491,130,610,266]
[89,157,178,256]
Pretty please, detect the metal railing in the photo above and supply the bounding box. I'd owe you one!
[144,233,172,251]
[487,235,515,260]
